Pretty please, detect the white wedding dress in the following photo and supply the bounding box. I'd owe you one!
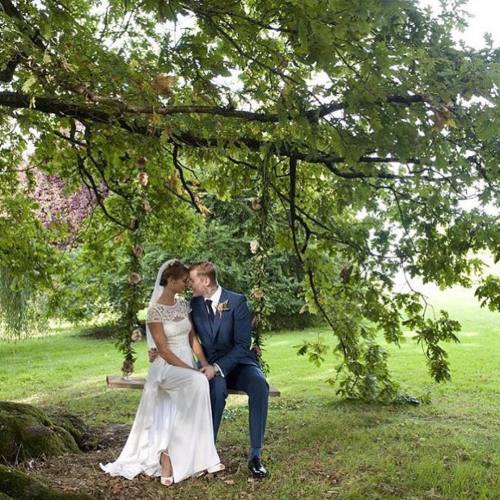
[100,298,221,483]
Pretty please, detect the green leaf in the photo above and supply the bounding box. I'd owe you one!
[21,76,37,93]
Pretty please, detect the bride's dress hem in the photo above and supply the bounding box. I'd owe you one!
[99,459,222,483]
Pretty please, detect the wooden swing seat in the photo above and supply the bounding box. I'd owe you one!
[106,375,280,396]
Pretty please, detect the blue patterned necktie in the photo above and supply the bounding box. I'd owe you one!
[205,299,215,323]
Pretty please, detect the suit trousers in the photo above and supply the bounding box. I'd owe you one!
[209,363,269,449]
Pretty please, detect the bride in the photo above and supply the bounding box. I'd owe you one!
[101,259,224,486]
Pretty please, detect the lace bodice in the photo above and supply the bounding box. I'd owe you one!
[146,298,191,323]
[146,298,192,351]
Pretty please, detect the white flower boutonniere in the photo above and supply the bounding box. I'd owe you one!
[216,300,230,317]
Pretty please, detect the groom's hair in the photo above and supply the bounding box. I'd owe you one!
[189,261,218,286]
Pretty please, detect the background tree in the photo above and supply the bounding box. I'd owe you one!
[0,0,498,400]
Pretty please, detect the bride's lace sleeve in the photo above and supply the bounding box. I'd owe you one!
[146,304,163,323]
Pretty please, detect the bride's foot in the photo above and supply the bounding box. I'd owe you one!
[193,462,225,479]
[206,462,225,474]
[160,450,173,486]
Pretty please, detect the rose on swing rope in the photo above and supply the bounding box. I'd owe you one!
[137,172,149,186]
[128,272,142,285]
[251,287,264,300]
[130,328,142,342]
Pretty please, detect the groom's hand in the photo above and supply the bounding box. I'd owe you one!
[200,364,216,380]
[148,348,158,363]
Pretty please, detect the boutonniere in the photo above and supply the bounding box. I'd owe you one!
[216,300,230,317]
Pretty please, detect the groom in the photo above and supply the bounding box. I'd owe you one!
[188,261,269,478]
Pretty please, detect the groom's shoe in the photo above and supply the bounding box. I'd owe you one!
[248,457,268,478]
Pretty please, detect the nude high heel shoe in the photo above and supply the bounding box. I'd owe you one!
[160,450,173,486]
[194,462,225,478]
[206,462,226,474]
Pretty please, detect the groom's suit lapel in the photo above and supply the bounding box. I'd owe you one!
[212,288,228,340]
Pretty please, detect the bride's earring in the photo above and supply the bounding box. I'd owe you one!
[160,450,173,486]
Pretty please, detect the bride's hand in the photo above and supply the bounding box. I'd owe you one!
[148,348,159,363]
[200,365,216,380]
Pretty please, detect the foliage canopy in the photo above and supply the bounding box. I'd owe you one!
[1,0,498,400]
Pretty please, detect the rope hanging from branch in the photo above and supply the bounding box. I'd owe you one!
[249,149,274,374]
[119,158,150,378]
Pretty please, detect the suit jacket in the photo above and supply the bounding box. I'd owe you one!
[190,288,258,375]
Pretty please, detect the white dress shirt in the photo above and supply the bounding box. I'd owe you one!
[205,286,222,315]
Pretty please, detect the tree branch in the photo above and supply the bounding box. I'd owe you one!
[0,53,22,83]
[227,155,379,258]
[83,125,134,204]
[0,89,426,128]
[70,84,345,123]
[288,156,304,261]
[171,144,204,214]
[387,95,426,105]
[75,154,128,229]
[306,268,350,360]
[0,0,47,51]
[0,90,453,182]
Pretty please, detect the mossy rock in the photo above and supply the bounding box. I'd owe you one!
[0,465,92,499]
[0,402,85,463]
[49,412,96,451]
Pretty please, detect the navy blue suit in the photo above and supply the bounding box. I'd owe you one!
[190,288,269,452]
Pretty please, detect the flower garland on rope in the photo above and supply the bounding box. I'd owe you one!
[118,158,150,379]
[248,151,274,374]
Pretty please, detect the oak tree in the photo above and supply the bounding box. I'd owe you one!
[1,0,498,400]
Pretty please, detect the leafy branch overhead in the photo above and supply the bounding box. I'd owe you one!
[1,0,498,400]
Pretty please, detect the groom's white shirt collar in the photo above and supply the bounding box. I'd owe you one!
[205,285,222,311]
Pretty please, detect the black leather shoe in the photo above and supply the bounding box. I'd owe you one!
[248,457,268,478]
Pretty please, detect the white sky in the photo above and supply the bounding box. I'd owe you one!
[421,0,500,48]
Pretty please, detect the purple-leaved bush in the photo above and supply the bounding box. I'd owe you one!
[24,168,102,248]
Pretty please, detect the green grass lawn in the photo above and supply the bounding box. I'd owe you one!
[0,286,499,499]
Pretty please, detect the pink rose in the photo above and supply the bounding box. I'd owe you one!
[131,328,142,342]
[132,245,144,258]
[250,240,259,254]
[128,272,142,285]
[143,200,152,212]
[251,198,262,211]
[138,172,149,186]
